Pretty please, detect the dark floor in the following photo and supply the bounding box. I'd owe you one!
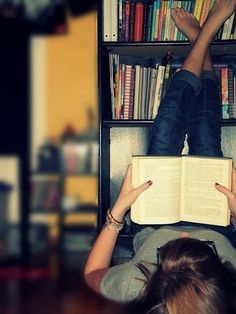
[0,251,127,314]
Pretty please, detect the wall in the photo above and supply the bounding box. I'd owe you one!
[46,11,98,137]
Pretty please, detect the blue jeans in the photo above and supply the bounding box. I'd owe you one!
[148,69,222,157]
[132,70,236,247]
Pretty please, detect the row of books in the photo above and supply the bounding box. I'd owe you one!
[109,53,236,120]
[31,179,62,212]
[103,0,236,42]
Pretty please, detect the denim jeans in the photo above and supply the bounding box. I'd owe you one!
[147,69,223,157]
[132,69,236,247]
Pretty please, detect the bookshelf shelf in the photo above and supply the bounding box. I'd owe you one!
[103,41,236,57]
[102,119,236,128]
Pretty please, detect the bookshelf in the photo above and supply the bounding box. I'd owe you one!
[98,0,236,246]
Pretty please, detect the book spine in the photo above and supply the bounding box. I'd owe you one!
[118,0,123,41]
[133,64,141,119]
[221,66,229,119]
[193,0,203,22]
[134,2,144,42]
[148,68,157,119]
[199,0,211,26]
[146,3,154,41]
[123,65,132,120]
[103,0,111,41]
[228,68,234,119]
[130,1,135,42]
[121,0,126,41]
[161,0,168,41]
[157,0,164,41]
[142,2,148,42]
[230,12,236,39]
[152,64,165,119]
[234,75,236,118]
[226,12,235,39]
[124,0,131,41]
[129,67,135,119]
[109,53,115,119]
[154,0,161,41]
[151,1,157,41]
[111,0,118,41]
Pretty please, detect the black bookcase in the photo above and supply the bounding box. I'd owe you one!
[97,2,236,239]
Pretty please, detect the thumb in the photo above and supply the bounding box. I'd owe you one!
[135,180,153,196]
[215,183,234,199]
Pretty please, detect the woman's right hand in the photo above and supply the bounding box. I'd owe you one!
[215,168,236,219]
[111,164,152,221]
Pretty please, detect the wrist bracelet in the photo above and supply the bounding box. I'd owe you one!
[107,209,125,225]
[104,209,125,233]
[105,218,124,233]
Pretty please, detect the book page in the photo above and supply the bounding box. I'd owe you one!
[131,157,181,224]
[181,157,232,226]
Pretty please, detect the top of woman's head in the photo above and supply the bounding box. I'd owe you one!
[132,237,236,314]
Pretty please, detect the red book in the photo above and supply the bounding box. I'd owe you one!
[134,2,144,42]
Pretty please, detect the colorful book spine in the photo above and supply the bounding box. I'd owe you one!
[221,67,229,119]
[123,65,133,119]
[124,0,131,41]
[134,2,144,41]
[129,67,135,119]
[151,1,158,41]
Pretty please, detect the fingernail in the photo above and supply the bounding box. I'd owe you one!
[148,180,153,185]
[215,182,219,185]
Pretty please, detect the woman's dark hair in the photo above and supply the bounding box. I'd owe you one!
[126,237,236,314]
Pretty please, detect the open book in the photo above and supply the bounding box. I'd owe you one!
[131,156,232,226]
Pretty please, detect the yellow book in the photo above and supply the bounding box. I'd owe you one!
[199,0,211,26]
[193,0,203,21]
[131,155,232,226]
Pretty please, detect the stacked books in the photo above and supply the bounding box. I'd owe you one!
[103,0,236,42]
[109,53,236,120]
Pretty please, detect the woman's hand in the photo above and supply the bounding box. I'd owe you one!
[111,164,152,221]
[215,168,236,219]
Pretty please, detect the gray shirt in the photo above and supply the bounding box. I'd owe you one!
[100,226,236,302]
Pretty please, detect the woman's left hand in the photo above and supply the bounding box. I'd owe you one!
[215,168,236,219]
[111,164,152,220]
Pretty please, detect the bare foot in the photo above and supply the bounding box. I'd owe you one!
[170,8,200,43]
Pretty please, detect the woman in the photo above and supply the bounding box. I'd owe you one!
[84,0,236,311]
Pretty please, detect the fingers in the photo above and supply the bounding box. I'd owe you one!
[215,183,234,199]
[135,180,153,195]
[124,164,132,181]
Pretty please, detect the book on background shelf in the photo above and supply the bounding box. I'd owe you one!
[109,52,236,121]
[103,0,236,42]
[131,155,232,226]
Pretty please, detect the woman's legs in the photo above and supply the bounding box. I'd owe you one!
[170,8,223,157]
[148,0,236,156]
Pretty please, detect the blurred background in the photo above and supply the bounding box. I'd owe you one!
[0,0,99,280]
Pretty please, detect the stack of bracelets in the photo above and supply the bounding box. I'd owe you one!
[105,209,125,233]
